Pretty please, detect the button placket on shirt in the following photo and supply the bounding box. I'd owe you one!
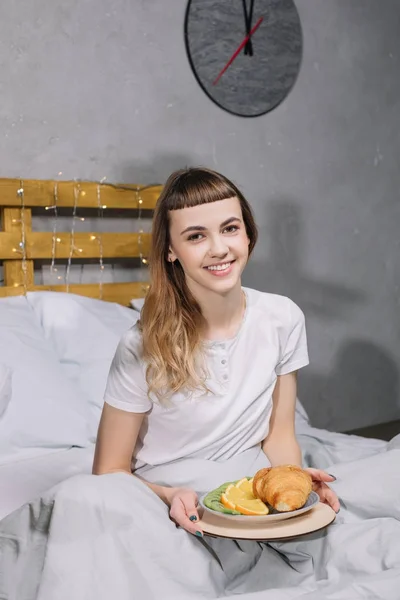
[219,343,229,381]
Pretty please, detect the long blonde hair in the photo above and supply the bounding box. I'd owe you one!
[140,167,258,402]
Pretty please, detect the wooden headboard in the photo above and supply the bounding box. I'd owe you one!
[0,178,162,306]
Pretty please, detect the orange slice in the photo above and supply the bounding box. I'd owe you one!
[235,477,254,496]
[235,498,269,516]
[221,484,245,510]
[221,481,268,515]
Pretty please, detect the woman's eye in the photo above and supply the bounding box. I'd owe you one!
[187,233,204,241]
[223,225,239,233]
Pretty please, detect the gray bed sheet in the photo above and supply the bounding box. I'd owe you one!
[0,428,399,600]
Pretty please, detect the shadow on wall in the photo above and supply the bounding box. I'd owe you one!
[301,340,400,432]
[242,197,400,431]
[243,198,364,317]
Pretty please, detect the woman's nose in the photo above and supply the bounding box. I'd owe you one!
[208,235,229,257]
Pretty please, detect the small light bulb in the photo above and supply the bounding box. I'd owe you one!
[56,237,61,242]
[80,217,85,221]
[80,191,86,197]
[90,235,96,241]
[102,204,107,209]
[138,199,143,204]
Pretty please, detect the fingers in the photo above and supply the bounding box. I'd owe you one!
[308,468,340,512]
[183,491,200,523]
[316,482,341,513]
[169,490,203,537]
[323,486,341,513]
[306,468,336,483]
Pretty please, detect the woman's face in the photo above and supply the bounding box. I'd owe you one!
[168,197,250,296]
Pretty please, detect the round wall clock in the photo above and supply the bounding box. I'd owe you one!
[184,0,303,118]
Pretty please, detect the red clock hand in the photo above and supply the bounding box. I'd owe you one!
[212,16,263,86]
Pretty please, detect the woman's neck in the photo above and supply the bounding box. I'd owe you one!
[192,284,246,341]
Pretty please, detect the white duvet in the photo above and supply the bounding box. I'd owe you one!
[1,427,399,600]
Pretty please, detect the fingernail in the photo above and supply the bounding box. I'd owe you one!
[328,474,337,480]
[195,531,203,537]
[189,515,197,522]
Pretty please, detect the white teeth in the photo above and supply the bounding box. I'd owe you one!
[207,262,231,271]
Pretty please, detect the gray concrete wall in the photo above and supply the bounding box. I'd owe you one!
[1,0,399,431]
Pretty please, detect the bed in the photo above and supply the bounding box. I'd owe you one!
[0,177,158,518]
[1,178,399,599]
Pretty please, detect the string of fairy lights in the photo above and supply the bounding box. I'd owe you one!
[6,178,154,297]
[96,181,105,298]
[49,182,59,280]
[64,182,80,293]
[16,181,28,293]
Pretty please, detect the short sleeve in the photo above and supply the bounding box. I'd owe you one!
[104,327,152,413]
[276,299,309,376]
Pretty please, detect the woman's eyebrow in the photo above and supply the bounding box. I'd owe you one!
[180,216,241,236]
[180,224,207,235]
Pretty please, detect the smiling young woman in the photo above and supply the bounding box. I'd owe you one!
[93,167,339,542]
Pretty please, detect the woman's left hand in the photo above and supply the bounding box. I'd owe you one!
[305,468,341,513]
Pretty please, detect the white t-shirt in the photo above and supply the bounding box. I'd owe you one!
[104,288,309,469]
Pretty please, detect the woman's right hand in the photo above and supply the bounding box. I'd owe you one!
[167,487,203,537]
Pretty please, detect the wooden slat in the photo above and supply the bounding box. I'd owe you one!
[0,232,151,260]
[0,282,149,306]
[3,260,35,288]
[0,177,157,305]
[2,207,32,233]
[0,179,162,210]
[1,207,34,287]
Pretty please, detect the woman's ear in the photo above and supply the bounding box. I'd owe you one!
[168,247,177,263]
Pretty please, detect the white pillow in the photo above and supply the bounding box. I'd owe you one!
[130,298,145,312]
[0,297,91,464]
[0,364,12,419]
[27,292,140,436]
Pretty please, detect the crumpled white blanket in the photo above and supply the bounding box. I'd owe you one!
[1,432,399,600]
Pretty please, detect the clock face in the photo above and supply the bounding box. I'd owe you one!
[184,0,303,118]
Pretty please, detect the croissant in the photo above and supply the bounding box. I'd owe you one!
[252,465,313,512]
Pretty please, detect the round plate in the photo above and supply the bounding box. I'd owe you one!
[198,502,336,541]
[199,491,320,524]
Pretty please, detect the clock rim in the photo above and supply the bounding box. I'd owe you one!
[184,0,303,118]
